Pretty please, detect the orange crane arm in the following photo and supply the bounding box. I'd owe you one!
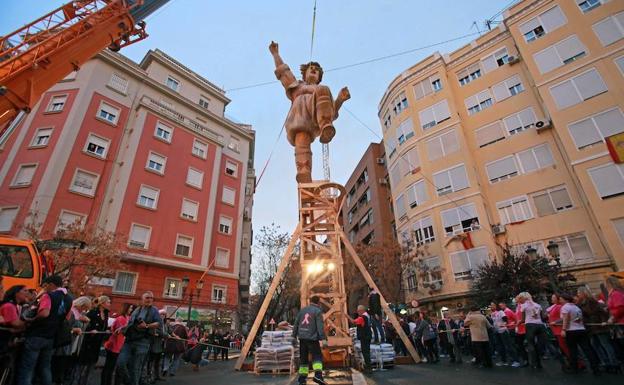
[0,0,168,131]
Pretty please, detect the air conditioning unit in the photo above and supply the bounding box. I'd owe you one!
[430,281,442,291]
[378,178,388,185]
[507,55,521,65]
[535,120,552,133]
[491,224,506,235]
[376,157,385,165]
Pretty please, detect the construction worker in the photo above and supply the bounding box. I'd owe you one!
[293,295,327,385]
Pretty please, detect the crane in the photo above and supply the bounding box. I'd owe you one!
[0,0,169,134]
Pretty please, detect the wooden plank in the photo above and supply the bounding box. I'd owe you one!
[234,225,301,370]
[339,230,421,364]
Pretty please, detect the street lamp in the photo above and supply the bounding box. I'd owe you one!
[525,246,538,259]
[547,241,561,267]
[181,276,203,323]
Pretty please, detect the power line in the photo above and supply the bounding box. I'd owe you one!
[225,31,481,92]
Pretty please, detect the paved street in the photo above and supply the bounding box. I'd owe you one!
[151,358,622,385]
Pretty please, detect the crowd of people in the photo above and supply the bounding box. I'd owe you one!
[0,275,244,385]
[375,276,624,376]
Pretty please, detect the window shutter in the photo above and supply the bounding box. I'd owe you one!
[426,137,444,161]
[400,118,414,137]
[574,69,607,100]
[187,168,203,187]
[550,80,581,110]
[551,188,572,210]
[450,251,469,275]
[458,203,477,222]
[569,117,601,148]
[533,192,555,216]
[518,149,539,172]
[594,108,624,138]
[476,121,506,147]
[589,164,624,198]
[131,225,150,245]
[613,218,624,244]
[415,180,428,204]
[503,113,522,133]
[569,235,593,261]
[464,95,478,109]
[441,208,460,228]
[449,165,469,191]
[534,46,561,74]
[556,36,586,62]
[541,6,567,32]
[487,157,517,180]
[15,166,36,185]
[414,82,425,100]
[593,15,624,46]
[395,194,407,218]
[405,147,420,171]
[441,130,459,154]
[518,107,537,127]
[520,17,540,35]
[468,247,488,268]
[182,200,198,218]
[492,80,510,102]
[419,106,435,128]
[0,208,18,231]
[433,170,451,192]
[534,144,554,167]
[478,90,492,102]
[406,185,417,207]
[481,55,498,73]
[390,163,402,187]
[433,100,451,121]
[222,187,236,205]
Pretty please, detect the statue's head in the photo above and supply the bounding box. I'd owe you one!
[300,61,323,84]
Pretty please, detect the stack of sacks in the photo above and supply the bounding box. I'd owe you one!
[255,330,297,372]
[350,327,395,368]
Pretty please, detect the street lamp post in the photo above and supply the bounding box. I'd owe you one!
[546,241,561,291]
[181,277,203,323]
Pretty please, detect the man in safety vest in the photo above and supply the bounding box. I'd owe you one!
[293,295,327,385]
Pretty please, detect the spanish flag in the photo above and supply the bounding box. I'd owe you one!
[606,132,624,164]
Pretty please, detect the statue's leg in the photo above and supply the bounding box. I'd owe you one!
[294,132,312,183]
[314,85,335,144]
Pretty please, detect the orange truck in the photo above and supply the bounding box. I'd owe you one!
[0,236,51,291]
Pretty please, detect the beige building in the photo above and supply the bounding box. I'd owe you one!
[378,0,624,309]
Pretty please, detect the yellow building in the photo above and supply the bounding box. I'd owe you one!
[378,0,624,310]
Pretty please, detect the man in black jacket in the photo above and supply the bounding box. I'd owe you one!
[368,287,384,343]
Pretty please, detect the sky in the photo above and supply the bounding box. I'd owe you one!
[3,0,515,238]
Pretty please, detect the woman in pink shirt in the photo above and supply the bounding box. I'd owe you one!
[606,276,624,357]
[513,297,528,366]
[101,303,134,385]
[547,294,570,359]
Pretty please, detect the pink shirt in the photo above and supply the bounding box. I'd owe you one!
[38,293,51,311]
[547,304,562,336]
[503,307,516,330]
[607,289,624,324]
[515,307,525,334]
[104,315,128,353]
[0,303,19,325]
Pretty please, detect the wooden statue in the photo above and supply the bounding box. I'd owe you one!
[269,41,350,183]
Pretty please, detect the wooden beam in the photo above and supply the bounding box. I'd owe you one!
[339,231,421,363]
[234,225,301,370]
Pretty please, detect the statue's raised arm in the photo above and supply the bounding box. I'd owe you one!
[269,41,350,183]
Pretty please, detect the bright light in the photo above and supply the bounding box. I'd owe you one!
[307,262,324,275]
[327,262,336,271]
[441,306,449,312]
[314,263,323,273]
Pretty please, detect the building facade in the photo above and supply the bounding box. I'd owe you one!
[342,142,395,246]
[0,49,255,328]
[378,0,624,310]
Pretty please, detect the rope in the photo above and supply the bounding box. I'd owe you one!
[309,0,317,60]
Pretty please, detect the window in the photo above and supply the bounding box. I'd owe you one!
[568,108,624,149]
[406,180,428,208]
[426,130,459,161]
[613,218,624,246]
[0,243,33,277]
[359,209,374,228]
[166,76,180,91]
[457,63,482,86]
[192,139,208,159]
[129,224,151,249]
[396,118,414,144]
[418,99,451,129]
[222,187,236,205]
[46,95,67,112]
[414,75,442,100]
[181,199,199,221]
[520,5,567,42]
[516,143,555,173]
[476,121,506,148]
[486,156,519,183]
[532,185,573,216]
[113,271,137,294]
[57,210,86,230]
[164,278,182,299]
[617,56,624,75]
[534,35,587,74]
[146,152,166,174]
[382,109,392,131]
[503,107,537,135]
[212,285,226,303]
[225,160,238,177]
[228,136,240,152]
[392,91,408,115]
[450,247,488,280]
[219,216,233,234]
[385,137,397,158]
[588,163,624,199]
[481,47,509,73]
[577,0,602,12]
[492,75,524,102]
[215,248,230,268]
[389,162,405,187]
[199,96,209,109]
[497,196,533,225]
[406,273,417,291]
[97,102,120,125]
[433,164,469,196]
[108,73,129,94]
[413,216,435,246]
[174,234,193,257]
[84,134,110,158]
[0,207,19,232]
[441,203,480,236]
[357,189,371,207]
[593,12,624,46]
[550,233,593,265]
[154,122,173,142]
[401,146,420,174]
[465,89,493,115]
[70,169,98,196]
[550,68,607,110]
[31,128,52,147]
[395,194,407,219]
[186,168,204,189]
[422,256,442,285]
[11,164,37,187]
[137,185,159,209]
